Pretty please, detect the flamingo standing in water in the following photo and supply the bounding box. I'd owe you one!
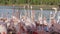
[49,8,57,27]
[38,8,43,25]
[50,8,57,25]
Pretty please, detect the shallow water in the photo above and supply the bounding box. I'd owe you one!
[0,6,60,23]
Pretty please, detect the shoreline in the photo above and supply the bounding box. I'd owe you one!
[0,4,59,10]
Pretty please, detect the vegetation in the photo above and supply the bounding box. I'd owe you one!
[0,0,60,5]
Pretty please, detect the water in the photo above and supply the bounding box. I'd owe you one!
[0,6,60,22]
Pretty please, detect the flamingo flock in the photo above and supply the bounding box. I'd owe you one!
[0,6,60,34]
